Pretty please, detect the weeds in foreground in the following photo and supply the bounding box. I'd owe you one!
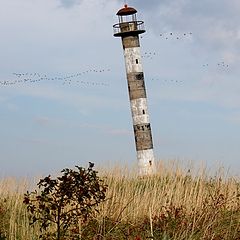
[0,162,239,239]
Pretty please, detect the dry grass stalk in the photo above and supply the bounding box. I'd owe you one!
[0,161,239,239]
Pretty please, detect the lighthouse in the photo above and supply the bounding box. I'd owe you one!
[113,5,156,176]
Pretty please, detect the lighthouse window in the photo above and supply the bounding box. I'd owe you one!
[149,161,152,166]
[136,59,139,64]
[142,110,145,114]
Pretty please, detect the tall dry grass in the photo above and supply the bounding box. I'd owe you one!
[0,178,39,240]
[0,161,239,239]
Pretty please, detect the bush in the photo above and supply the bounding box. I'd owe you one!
[23,162,107,240]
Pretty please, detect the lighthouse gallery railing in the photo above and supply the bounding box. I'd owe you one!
[113,21,145,35]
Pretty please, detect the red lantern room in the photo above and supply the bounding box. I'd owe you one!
[113,4,145,37]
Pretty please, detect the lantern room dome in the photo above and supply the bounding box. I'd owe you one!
[117,4,137,16]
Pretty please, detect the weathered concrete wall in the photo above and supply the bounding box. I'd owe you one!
[127,73,146,100]
[121,34,156,176]
[137,149,155,176]
[122,36,140,49]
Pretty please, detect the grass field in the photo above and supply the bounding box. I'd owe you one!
[0,161,239,239]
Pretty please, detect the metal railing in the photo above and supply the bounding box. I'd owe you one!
[113,21,145,35]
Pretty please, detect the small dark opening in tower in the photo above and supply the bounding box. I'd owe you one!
[142,110,145,114]
[136,73,144,80]
[136,59,139,64]
[149,160,152,166]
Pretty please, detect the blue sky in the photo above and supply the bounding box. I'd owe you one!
[0,0,240,176]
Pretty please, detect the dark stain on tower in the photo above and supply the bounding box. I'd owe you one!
[113,5,156,175]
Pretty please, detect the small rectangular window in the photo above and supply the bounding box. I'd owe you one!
[142,110,145,114]
[136,59,139,64]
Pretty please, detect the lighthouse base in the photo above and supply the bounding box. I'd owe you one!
[137,149,156,176]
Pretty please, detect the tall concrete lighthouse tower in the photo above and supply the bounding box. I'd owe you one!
[113,5,156,175]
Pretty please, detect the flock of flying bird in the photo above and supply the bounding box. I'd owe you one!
[141,51,157,60]
[151,78,184,85]
[159,32,193,40]
[0,31,231,88]
[140,33,193,60]
[203,61,229,68]
[0,68,111,87]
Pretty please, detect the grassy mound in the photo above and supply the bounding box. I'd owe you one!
[0,162,239,239]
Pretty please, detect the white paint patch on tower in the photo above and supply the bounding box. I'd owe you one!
[130,98,150,125]
[137,149,155,175]
[124,47,143,73]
